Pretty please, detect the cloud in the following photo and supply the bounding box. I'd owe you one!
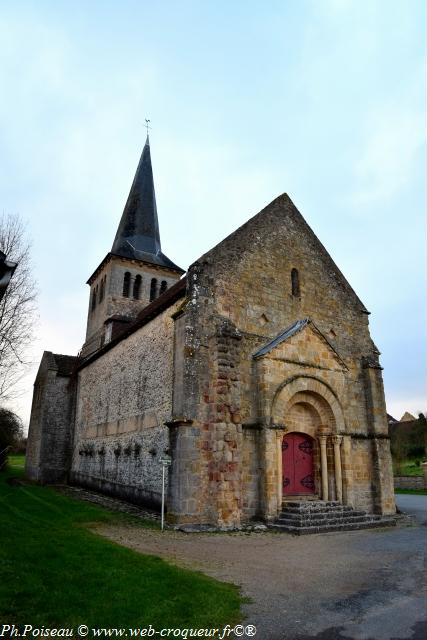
[386,398,427,421]
[352,107,427,204]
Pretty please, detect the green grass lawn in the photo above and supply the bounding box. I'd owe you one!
[7,454,25,469]
[393,459,424,477]
[395,488,427,496]
[0,456,243,629]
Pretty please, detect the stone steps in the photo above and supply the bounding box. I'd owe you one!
[276,508,367,521]
[269,500,396,535]
[282,507,365,520]
[276,514,374,527]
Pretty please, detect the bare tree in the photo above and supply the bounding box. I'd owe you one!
[0,214,37,401]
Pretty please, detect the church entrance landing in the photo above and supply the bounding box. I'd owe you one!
[282,432,315,496]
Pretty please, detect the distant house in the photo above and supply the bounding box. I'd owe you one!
[387,413,398,426]
[400,412,417,423]
[389,414,427,462]
[0,250,17,302]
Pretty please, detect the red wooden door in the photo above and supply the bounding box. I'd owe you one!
[282,433,315,495]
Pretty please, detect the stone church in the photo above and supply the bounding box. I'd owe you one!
[26,136,395,530]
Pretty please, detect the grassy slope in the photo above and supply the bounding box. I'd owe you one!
[395,488,427,495]
[393,459,424,477]
[0,457,242,628]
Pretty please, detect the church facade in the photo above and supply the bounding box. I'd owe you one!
[26,138,395,528]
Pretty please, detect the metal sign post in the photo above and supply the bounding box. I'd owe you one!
[159,455,172,531]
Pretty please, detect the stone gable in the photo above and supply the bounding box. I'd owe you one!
[254,319,348,372]
[190,194,372,365]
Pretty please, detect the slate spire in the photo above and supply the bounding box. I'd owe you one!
[111,136,182,272]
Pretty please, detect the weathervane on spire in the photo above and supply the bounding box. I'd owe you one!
[145,118,151,137]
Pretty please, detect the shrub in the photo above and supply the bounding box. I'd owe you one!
[0,407,23,470]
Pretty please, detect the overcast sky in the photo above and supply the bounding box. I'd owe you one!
[1,0,426,427]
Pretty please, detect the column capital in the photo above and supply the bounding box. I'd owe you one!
[318,434,328,445]
[317,424,330,435]
[269,422,288,431]
[332,435,343,446]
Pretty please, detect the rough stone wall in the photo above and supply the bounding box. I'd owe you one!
[241,428,261,519]
[349,438,376,511]
[71,300,180,508]
[26,353,75,483]
[168,194,395,526]
[25,368,46,481]
[168,309,246,527]
[394,476,426,490]
[203,194,373,362]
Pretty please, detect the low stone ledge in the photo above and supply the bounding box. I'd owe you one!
[173,522,268,533]
[394,475,426,490]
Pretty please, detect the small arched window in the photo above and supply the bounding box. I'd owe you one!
[291,268,300,297]
[150,278,157,302]
[160,280,167,295]
[133,274,142,300]
[99,276,105,303]
[91,286,97,311]
[123,272,131,297]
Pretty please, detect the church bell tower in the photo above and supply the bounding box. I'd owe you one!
[81,136,184,358]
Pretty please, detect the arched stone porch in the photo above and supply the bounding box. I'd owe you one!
[261,376,351,520]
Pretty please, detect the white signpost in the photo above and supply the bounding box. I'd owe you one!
[159,455,172,531]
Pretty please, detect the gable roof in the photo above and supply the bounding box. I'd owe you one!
[387,413,398,424]
[40,351,78,376]
[196,193,369,315]
[400,411,417,422]
[253,318,310,358]
[253,317,348,369]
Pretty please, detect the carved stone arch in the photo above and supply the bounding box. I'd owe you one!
[286,393,335,434]
[271,375,346,434]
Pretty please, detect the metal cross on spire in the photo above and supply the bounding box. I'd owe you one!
[145,118,151,137]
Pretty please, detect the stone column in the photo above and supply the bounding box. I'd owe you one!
[332,436,343,503]
[422,462,427,490]
[276,430,286,509]
[340,435,353,507]
[319,435,329,501]
[260,424,287,521]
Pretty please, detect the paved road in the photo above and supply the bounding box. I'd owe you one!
[396,493,427,524]
[97,495,427,640]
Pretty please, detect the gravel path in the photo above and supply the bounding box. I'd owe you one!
[59,487,427,640]
[95,504,427,640]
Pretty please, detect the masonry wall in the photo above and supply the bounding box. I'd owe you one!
[207,195,373,361]
[191,195,378,437]
[394,476,426,490]
[26,356,75,483]
[241,428,261,519]
[71,300,180,508]
[26,371,46,481]
[168,194,395,526]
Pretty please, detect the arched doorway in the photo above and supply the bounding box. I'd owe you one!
[282,432,315,496]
